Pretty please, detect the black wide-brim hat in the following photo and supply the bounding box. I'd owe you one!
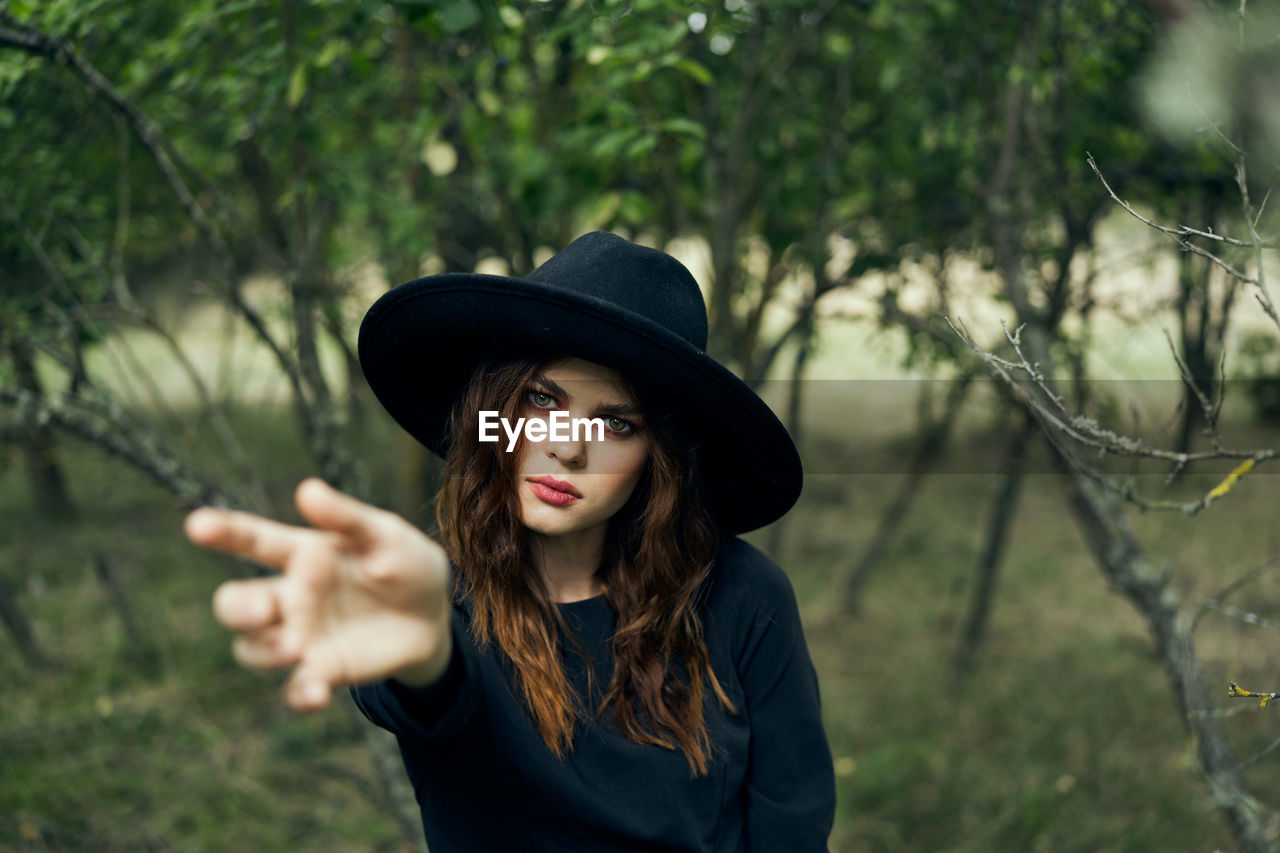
[358,231,802,534]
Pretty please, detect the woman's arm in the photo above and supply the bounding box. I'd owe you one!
[348,603,484,740]
[184,477,453,710]
[728,542,836,852]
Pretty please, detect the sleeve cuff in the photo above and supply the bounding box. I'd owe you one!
[350,607,482,740]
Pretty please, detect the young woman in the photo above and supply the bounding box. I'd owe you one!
[184,232,835,851]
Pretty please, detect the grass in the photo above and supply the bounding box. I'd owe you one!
[748,380,1280,852]
[2,388,1280,851]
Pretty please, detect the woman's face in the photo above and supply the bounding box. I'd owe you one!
[513,357,651,540]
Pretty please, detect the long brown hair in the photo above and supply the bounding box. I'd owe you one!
[433,353,736,776]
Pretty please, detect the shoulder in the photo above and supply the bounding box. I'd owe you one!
[703,536,813,678]
[710,535,798,602]
[703,535,802,629]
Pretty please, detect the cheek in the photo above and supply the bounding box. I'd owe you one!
[512,436,533,470]
[603,444,649,501]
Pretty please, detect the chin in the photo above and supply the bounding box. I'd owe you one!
[519,503,582,537]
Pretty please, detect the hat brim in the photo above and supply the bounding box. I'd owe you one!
[358,272,802,534]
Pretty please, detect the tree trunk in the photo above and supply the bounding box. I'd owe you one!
[0,572,47,671]
[1063,458,1276,852]
[7,337,75,521]
[978,12,1274,842]
[1176,249,1213,457]
[93,552,161,677]
[951,412,1033,680]
[1174,192,1238,459]
[766,330,812,558]
[838,378,970,615]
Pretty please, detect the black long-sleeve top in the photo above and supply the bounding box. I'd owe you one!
[350,535,835,852]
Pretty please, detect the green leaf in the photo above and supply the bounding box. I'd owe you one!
[315,40,346,69]
[591,129,635,160]
[674,58,712,85]
[625,134,656,160]
[498,5,523,30]
[825,32,853,57]
[438,0,481,34]
[477,89,501,117]
[286,64,307,109]
[657,117,706,140]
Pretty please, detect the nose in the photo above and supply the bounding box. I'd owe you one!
[545,429,587,467]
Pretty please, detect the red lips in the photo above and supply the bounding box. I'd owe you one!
[527,475,582,498]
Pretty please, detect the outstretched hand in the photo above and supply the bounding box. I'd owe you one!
[184,478,453,711]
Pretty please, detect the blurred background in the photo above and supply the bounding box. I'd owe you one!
[2,0,1280,850]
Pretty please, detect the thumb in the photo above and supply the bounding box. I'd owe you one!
[294,477,387,543]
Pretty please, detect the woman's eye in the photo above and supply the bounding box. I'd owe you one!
[529,390,555,407]
[606,417,632,434]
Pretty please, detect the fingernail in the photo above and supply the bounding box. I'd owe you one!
[183,509,208,535]
[186,507,225,538]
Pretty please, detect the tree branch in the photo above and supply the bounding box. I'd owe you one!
[1088,153,1280,330]
[0,384,231,508]
[0,13,311,419]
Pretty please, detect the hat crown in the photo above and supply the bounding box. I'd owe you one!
[526,232,709,350]
[357,229,802,533]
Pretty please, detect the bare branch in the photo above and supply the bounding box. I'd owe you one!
[1186,80,1247,156]
[1195,596,1280,634]
[1237,734,1280,775]
[1192,556,1280,632]
[947,315,1276,515]
[1163,328,1222,450]
[1235,156,1280,329]
[1085,151,1264,280]
[1229,681,1280,710]
[0,384,231,507]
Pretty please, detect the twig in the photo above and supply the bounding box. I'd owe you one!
[1186,80,1247,157]
[1192,556,1280,632]
[1086,154,1273,290]
[947,316,1275,515]
[1195,597,1280,634]
[1229,681,1280,710]
[1188,705,1266,720]
[1163,328,1221,450]
[1235,156,1280,330]
[1237,734,1280,775]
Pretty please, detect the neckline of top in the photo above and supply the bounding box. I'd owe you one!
[555,593,608,608]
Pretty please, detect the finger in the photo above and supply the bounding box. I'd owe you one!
[284,661,335,712]
[270,535,335,690]
[294,478,392,545]
[231,626,301,671]
[212,578,282,632]
[185,507,305,569]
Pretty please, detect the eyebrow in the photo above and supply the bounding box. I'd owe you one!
[532,374,644,418]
